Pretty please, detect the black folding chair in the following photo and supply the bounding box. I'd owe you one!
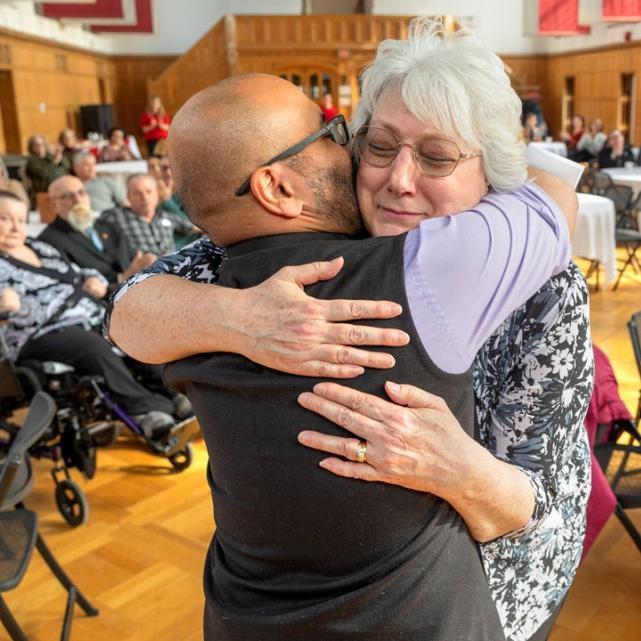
[576,166,594,194]
[591,170,615,195]
[604,185,641,289]
[593,418,641,554]
[0,392,99,641]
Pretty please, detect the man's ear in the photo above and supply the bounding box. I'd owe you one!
[249,164,305,219]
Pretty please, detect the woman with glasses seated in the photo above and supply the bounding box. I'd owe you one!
[0,190,188,439]
[105,18,591,641]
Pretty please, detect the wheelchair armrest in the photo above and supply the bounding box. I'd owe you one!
[42,361,76,375]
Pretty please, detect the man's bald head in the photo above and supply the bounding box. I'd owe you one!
[49,175,91,218]
[169,75,330,223]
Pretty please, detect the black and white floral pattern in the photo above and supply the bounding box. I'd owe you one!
[0,239,107,360]
[475,260,593,641]
[105,238,594,641]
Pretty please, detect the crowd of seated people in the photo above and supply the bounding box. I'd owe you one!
[519,102,640,170]
[0,97,197,437]
[0,189,191,437]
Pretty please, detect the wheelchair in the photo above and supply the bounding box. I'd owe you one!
[0,315,199,527]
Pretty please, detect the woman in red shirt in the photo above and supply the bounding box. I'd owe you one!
[140,96,171,156]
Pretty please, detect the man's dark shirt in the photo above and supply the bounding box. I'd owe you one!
[164,231,507,641]
[39,216,134,286]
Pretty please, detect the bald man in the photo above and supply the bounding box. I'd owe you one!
[41,175,155,290]
[105,75,577,641]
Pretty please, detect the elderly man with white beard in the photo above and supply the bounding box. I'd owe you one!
[41,175,156,292]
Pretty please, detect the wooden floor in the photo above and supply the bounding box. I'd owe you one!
[3,257,641,641]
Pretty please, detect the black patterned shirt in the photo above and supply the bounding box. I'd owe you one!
[103,237,593,641]
[0,239,107,360]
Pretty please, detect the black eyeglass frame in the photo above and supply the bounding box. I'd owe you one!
[353,125,482,178]
[235,115,350,197]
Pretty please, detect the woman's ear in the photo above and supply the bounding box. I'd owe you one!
[249,164,306,219]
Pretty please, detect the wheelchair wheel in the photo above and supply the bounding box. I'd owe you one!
[168,444,192,471]
[55,479,89,527]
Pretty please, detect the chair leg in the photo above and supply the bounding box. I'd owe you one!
[0,595,29,641]
[60,587,76,641]
[615,503,641,554]
[35,535,99,617]
[613,251,635,290]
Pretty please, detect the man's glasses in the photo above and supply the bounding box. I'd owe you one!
[51,188,87,201]
[353,126,482,178]
[235,115,350,197]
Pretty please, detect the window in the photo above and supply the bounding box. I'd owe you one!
[619,73,635,143]
[562,76,575,132]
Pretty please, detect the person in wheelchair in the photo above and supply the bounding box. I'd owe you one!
[0,190,190,440]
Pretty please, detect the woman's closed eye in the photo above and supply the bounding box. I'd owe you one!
[368,141,397,156]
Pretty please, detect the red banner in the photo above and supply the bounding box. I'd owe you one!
[539,0,591,35]
[603,0,641,20]
[42,0,124,20]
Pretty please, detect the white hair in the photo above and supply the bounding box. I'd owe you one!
[351,17,527,191]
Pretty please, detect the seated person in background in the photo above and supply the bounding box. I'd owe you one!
[41,175,156,290]
[597,129,635,168]
[58,127,85,166]
[101,173,194,256]
[25,134,70,203]
[0,158,29,207]
[575,118,607,163]
[148,155,201,248]
[72,151,126,213]
[0,190,188,437]
[522,112,545,142]
[98,127,136,163]
[560,114,585,154]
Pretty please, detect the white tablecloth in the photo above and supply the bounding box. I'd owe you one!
[529,141,568,157]
[601,167,641,195]
[95,160,148,190]
[574,193,616,285]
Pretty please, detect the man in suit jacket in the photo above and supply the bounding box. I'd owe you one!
[40,175,156,291]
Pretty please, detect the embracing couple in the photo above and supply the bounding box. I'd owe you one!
[106,17,592,641]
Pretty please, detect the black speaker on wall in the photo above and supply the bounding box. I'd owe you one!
[80,104,114,138]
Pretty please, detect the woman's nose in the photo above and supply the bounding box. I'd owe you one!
[386,146,418,195]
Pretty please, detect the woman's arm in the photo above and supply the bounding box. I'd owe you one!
[297,264,594,542]
[105,238,409,375]
[298,381,534,541]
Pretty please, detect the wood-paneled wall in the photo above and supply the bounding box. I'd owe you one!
[6,16,641,154]
[545,43,641,144]
[0,28,175,154]
[149,14,419,120]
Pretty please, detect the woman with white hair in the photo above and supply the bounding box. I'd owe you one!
[104,18,591,641]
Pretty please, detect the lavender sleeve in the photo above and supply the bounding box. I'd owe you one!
[404,181,571,374]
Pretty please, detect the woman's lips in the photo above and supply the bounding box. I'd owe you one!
[381,206,425,217]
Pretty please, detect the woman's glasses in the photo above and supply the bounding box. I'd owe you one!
[353,126,482,178]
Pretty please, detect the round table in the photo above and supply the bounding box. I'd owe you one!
[529,141,568,157]
[574,193,616,286]
[600,167,641,196]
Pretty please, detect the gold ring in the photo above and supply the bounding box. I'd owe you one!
[355,441,367,464]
